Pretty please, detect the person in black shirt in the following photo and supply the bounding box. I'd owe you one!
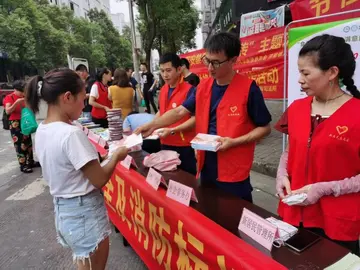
[126,67,140,112]
[140,63,158,114]
[180,58,200,87]
[76,64,93,118]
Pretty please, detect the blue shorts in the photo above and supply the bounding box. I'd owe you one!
[53,190,111,262]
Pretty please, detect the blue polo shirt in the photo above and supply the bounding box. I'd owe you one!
[123,113,155,132]
[182,80,272,199]
[168,86,196,101]
[130,77,138,90]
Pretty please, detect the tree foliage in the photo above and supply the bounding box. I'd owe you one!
[88,9,132,69]
[134,0,200,66]
[0,0,132,73]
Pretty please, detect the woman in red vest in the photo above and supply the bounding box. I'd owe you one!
[275,34,360,255]
[89,68,112,128]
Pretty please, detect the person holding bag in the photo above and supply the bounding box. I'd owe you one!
[3,80,37,173]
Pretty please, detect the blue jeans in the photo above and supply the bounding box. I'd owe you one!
[53,190,111,261]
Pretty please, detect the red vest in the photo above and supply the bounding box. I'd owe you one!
[159,80,196,146]
[195,74,255,182]
[91,82,112,119]
[279,97,360,240]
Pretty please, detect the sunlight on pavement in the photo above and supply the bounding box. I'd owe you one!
[0,161,20,176]
[6,178,47,201]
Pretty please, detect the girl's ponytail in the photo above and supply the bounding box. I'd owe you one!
[25,75,43,114]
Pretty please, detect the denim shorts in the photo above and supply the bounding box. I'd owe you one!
[53,190,111,262]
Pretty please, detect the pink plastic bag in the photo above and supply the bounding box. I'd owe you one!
[143,150,181,171]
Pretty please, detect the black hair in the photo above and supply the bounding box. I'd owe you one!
[159,53,181,68]
[96,67,111,82]
[113,68,130,88]
[128,111,139,116]
[140,62,147,68]
[13,80,25,92]
[204,32,241,59]
[75,64,88,72]
[25,68,84,113]
[299,34,359,98]
[125,67,133,72]
[180,58,190,69]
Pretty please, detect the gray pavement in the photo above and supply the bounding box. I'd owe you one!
[0,106,279,269]
[252,100,284,177]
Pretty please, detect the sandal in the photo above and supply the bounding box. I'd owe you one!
[21,166,33,174]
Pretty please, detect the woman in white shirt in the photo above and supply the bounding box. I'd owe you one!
[25,68,128,270]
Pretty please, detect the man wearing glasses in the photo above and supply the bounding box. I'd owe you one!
[135,32,271,202]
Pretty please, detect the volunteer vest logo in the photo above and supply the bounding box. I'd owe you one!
[329,125,350,142]
[336,125,348,135]
[229,106,240,116]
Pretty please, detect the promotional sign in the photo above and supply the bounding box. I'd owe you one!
[238,208,278,251]
[290,0,360,20]
[166,180,198,206]
[288,18,360,106]
[235,27,286,99]
[120,155,138,170]
[180,49,206,76]
[146,168,164,191]
[240,6,285,38]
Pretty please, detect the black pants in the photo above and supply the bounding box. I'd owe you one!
[92,117,108,128]
[142,139,161,154]
[143,89,158,114]
[304,226,359,255]
[201,176,253,203]
[161,144,197,176]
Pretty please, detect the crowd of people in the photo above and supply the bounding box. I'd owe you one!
[2,30,359,269]
[72,58,200,131]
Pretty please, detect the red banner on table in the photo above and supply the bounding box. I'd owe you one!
[290,0,360,21]
[181,27,285,99]
[102,164,286,269]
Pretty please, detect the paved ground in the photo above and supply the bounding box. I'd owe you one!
[252,100,284,177]
[0,106,280,269]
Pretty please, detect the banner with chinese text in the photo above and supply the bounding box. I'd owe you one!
[180,49,206,76]
[102,164,287,269]
[240,6,285,38]
[290,0,360,21]
[288,18,360,106]
[181,27,286,99]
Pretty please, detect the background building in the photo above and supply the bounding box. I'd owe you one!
[111,12,130,34]
[200,0,222,44]
[49,0,110,18]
